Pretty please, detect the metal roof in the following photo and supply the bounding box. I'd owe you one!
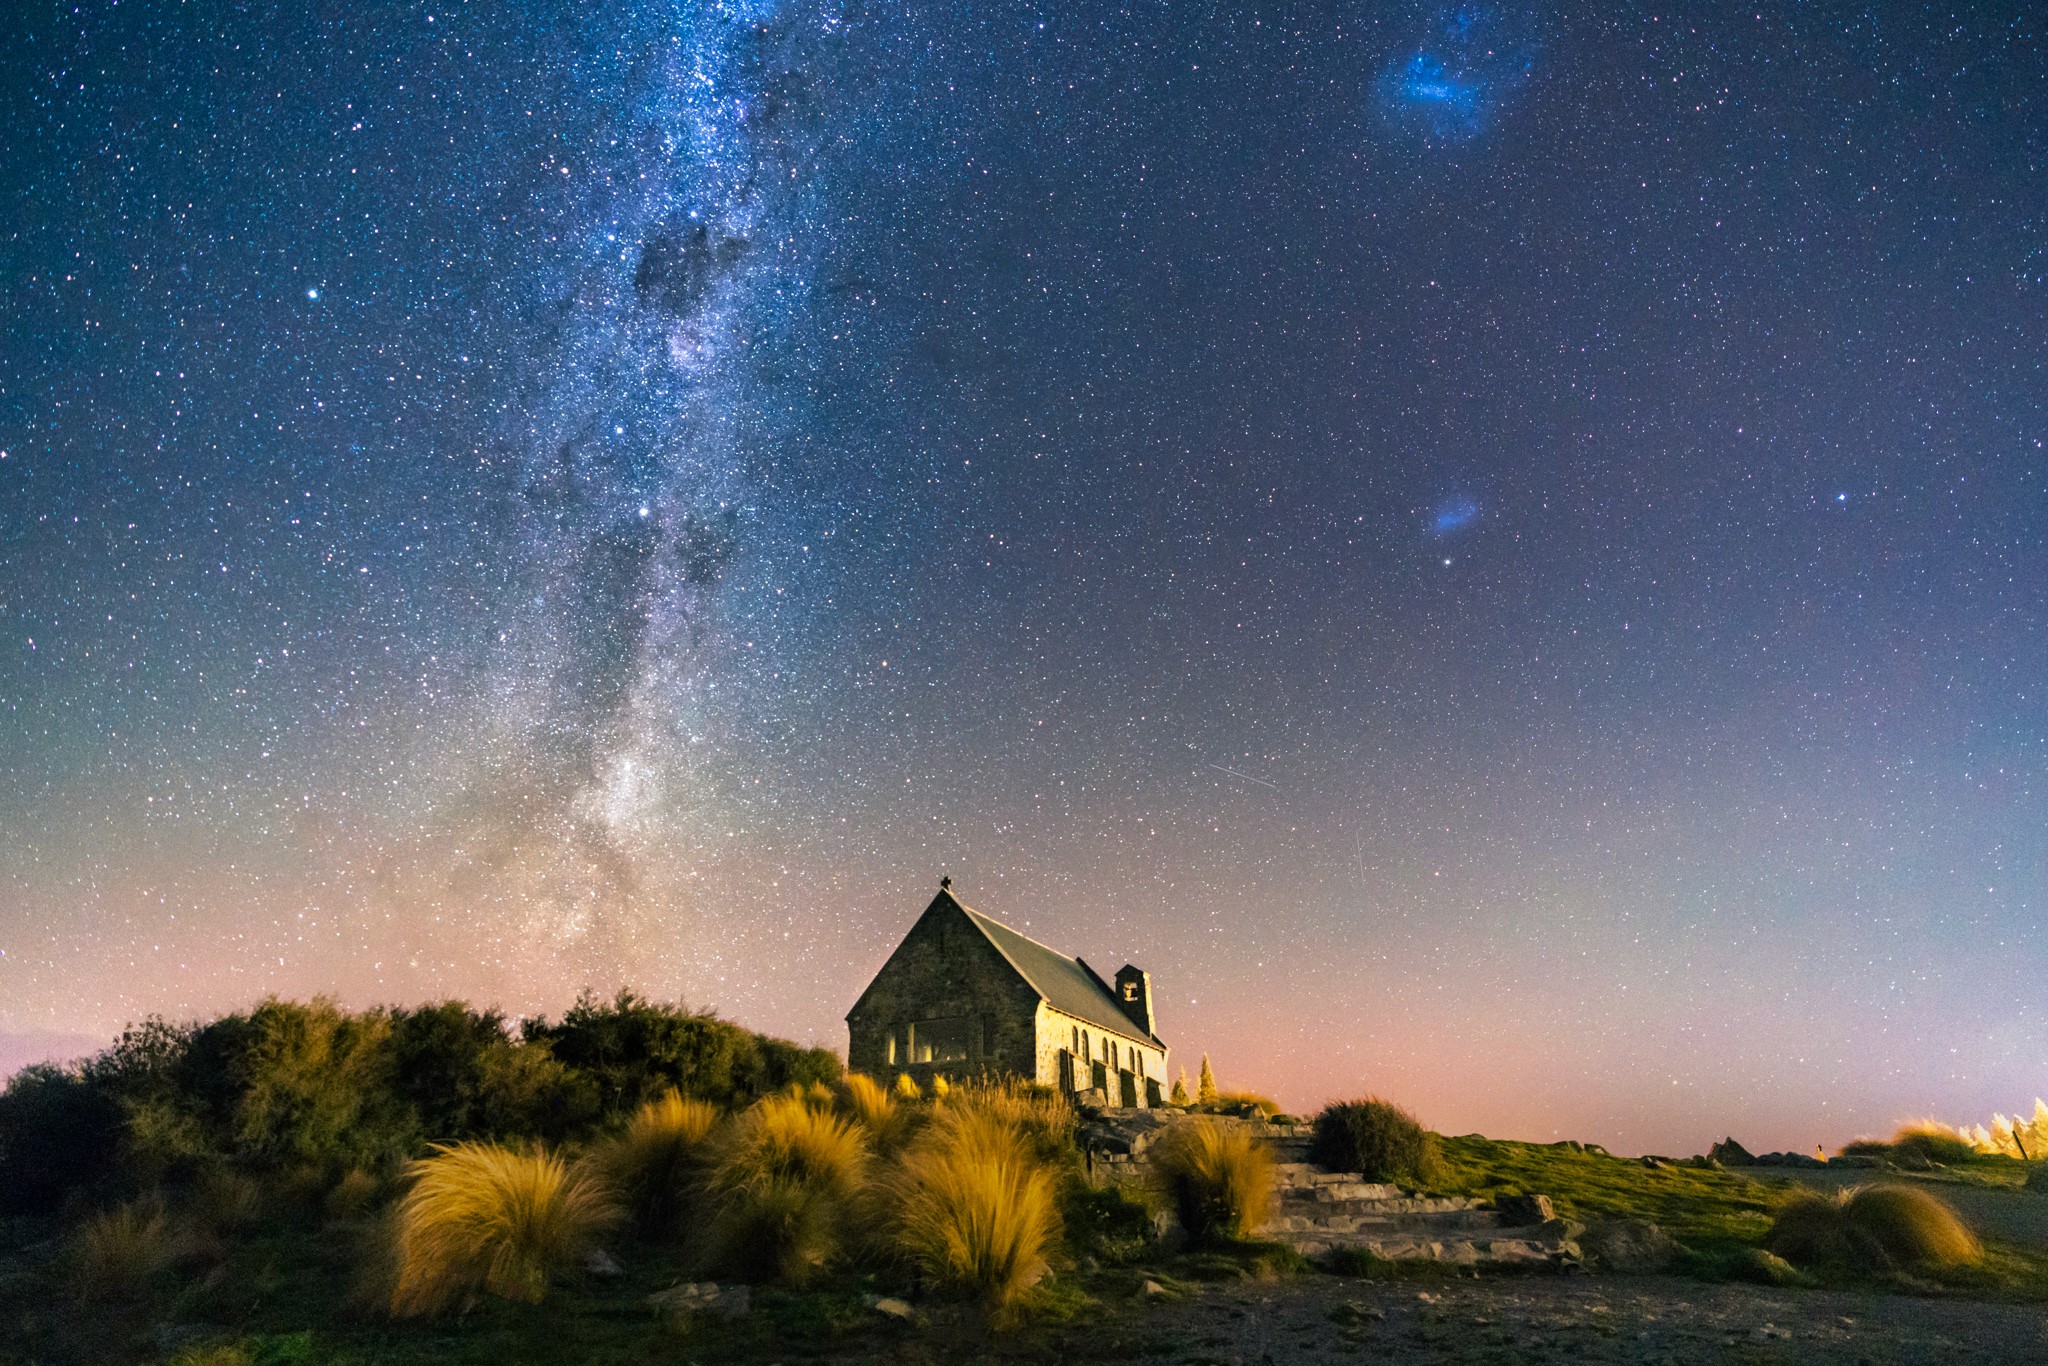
[951,894,1165,1049]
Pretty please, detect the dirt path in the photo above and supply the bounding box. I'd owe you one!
[841,1275,2048,1365]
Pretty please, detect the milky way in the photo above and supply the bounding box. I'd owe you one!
[5,2,2046,1155]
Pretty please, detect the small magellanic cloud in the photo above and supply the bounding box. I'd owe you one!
[1430,496,1479,536]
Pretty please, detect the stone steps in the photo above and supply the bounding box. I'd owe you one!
[1258,1161,1576,1267]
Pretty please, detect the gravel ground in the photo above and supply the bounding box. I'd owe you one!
[837,1275,2048,1365]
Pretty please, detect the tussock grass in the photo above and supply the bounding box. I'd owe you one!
[71,1200,176,1300]
[1310,1098,1442,1186]
[838,1073,912,1151]
[593,1088,719,1238]
[893,1071,922,1100]
[387,1141,620,1316]
[1765,1183,1981,1278]
[2026,1162,2048,1195]
[325,1167,383,1218]
[1213,1090,1281,1117]
[881,1105,1060,1323]
[1151,1118,1274,1243]
[188,1168,264,1232]
[947,1079,1076,1166]
[704,1094,870,1284]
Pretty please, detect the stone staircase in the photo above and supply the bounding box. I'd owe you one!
[1257,1161,1576,1266]
[1076,1112,1577,1269]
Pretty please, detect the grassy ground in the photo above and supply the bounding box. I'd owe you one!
[1430,1136,1786,1252]
[6,1144,2045,1364]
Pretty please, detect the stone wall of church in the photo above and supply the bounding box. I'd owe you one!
[846,898,1045,1084]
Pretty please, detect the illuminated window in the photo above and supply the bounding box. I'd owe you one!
[909,1017,972,1064]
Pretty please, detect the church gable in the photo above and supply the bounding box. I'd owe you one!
[847,881,1170,1106]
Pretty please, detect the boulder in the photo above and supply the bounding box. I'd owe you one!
[1579,1219,1681,1274]
[1707,1137,1754,1166]
[648,1282,751,1322]
[866,1295,918,1321]
[1753,1151,1826,1168]
[583,1248,623,1277]
[1494,1193,1555,1226]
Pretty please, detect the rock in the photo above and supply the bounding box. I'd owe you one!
[1707,1137,1755,1166]
[1328,1301,1386,1326]
[867,1295,917,1321]
[1494,1193,1555,1226]
[1139,1279,1173,1299]
[1639,1155,1673,1169]
[583,1248,623,1277]
[647,1281,751,1322]
[1728,1248,1802,1287]
[1579,1219,1682,1274]
[1753,1151,1826,1168]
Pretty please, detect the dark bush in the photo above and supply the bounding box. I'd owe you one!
[1310,1098,1442,1187]
[523,990,840,1111]
[0,1065,125,1214]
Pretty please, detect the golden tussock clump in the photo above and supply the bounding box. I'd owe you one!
[893,1072,922,1101]
[838,1073,913,1151]
[387,1141,620,1316]
[1150,1117,1274,1243]
[1765,1183,1980,1277]
[944,1079,1076,1167]
[880,1104,1060,1324]
[592,1089,720,1238]
[704,1094,870,1284]
[71,1200,177,1300]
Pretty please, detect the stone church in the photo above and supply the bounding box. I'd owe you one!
[846,880,1170,1106]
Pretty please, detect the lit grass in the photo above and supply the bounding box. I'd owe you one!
[71,1199,176,1300]
[592,1088,719,1238]
[387,1141,620,1316]
[947,1078,1077,1166]
[704,1093,870,1284]
[881,1105,1060,1323]
[838,1073,912,1151]
[1765,1183,1981,1277]
[1431,1134,1783,1251]
[1151,1118,1274,1243]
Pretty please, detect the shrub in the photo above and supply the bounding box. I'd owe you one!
[1061,1181,1155,1265]
[1214,1090,1281,1118]
[704,1094,870,1284]
[1151,1118,1274,1243]
[881,1106,1059,1323]
[326,1168,384,1218]
[168,1348,253,1366]
[2027,1162,2048,1195]
[947,1079,1076,1167]
[0,1064,126,1214]
[72,1200,176,1300]
[839,1073,911,1151]
[188,1168,264,1232]
[1764,1183,1980,1277]
[524,990,841,1114]
[1310,1098,1442,1186]
[387,1141,620,1316]
[1888,1124,1977,1169]
[593,1089,720,1238]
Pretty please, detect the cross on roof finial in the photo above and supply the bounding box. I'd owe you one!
[939,875,953,891]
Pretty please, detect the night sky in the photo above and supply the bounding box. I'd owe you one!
[4,1,2044,1155]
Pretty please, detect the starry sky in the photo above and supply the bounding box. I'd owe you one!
[3,1,2044,1156]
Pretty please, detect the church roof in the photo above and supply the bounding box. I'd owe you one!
[948,892,1165,1049]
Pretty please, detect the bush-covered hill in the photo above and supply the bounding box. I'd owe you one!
[0,992,839,1216]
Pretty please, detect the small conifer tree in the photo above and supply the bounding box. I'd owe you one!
[1197,1054,1218,1106]
[1170,1068,1190,1106]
